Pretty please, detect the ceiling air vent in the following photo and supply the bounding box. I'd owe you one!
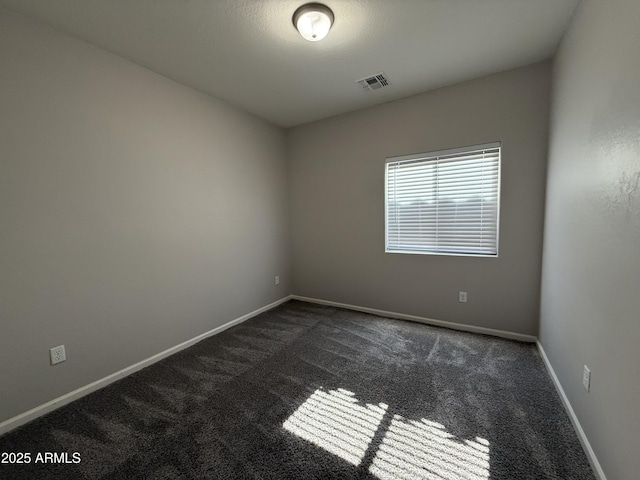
[356,72,390,92]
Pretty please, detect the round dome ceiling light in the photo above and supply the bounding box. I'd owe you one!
[293,3,334,42]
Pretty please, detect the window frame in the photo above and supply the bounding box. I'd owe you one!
[384,142,501,258]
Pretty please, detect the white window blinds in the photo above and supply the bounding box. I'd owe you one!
[385,143,500,256]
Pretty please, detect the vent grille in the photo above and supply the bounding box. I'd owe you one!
[357,72,390,92]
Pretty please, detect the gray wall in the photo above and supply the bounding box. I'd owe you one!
[288,62,551,335]
[539,1,640,479]
[0,8,290,424]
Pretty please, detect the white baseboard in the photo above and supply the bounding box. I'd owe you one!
[537,342,607,480]
[291,295,537,343]
[0,295,292,437]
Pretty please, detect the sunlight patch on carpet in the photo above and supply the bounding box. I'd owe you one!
[282,387,388,465]
[284,388,490,479]
[369,416,490,480]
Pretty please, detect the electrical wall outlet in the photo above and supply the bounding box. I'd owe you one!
[459,291,468,303]
[275,276,280,285]
[583,365,591,392]
[50,345,66,365]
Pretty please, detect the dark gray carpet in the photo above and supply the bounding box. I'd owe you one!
[0,300,594,479]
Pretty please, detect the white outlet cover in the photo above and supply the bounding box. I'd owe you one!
[459,291,468,303]
[50,345,66,365]
[583,365,591,392]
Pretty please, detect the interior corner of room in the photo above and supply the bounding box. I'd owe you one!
[0,1,638,479]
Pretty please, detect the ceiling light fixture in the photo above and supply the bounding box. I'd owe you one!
[293,3,334,42]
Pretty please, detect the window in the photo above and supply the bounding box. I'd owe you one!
[385,142,500,256]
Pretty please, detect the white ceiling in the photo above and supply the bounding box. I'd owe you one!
[0,0,580,127]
